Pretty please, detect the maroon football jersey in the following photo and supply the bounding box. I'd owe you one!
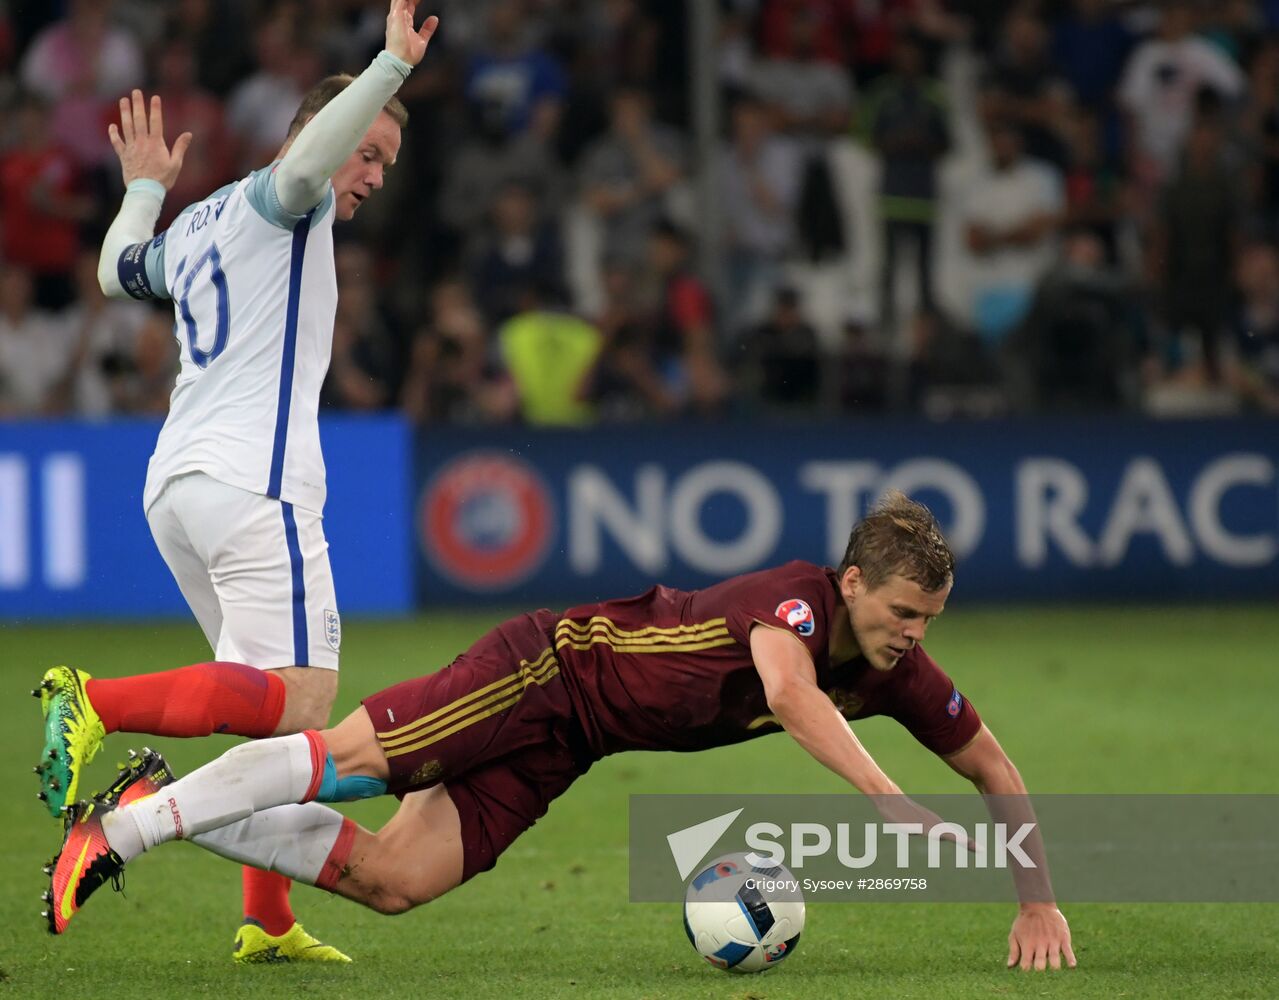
[552,560,981,758]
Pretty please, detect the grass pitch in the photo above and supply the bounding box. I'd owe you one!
[0,605,1276,999]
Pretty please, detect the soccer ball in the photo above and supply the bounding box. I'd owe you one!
[683,853,805,973]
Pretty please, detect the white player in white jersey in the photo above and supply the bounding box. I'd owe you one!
[33,0,438,965]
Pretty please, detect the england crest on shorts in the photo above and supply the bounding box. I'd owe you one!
[324,609,341,651]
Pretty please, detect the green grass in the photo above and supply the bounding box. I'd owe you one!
[1,606,1277,999]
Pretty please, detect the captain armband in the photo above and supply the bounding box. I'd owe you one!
[117,234,164,300]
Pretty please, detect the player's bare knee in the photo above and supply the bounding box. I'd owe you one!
[350,862,434,916]
[368,875,441,916]
[364,888,418,916]
[270,667,339,733]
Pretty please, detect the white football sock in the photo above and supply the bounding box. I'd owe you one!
[102,733,318,862]
[190,803,347,885]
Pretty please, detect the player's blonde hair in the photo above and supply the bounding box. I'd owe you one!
[837,491,954,592]
[285,75,409,141]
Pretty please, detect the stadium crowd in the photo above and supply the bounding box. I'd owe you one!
[2,0,1279,423]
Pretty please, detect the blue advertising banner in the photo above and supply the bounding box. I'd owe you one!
[0,415,413,620]
[414,419,1279,604]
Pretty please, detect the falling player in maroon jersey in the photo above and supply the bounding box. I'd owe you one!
[48,492,1074,971]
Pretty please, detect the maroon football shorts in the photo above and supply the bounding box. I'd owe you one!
[361,609,594,882]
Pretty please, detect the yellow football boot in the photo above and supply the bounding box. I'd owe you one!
[233,921,353,964]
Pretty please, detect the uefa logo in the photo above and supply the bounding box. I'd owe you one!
[420,452,555,590]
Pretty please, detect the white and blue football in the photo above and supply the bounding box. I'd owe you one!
[683,853,805,973]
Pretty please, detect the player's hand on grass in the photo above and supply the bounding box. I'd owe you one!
[385,0,439,67]
[1008,903,1076,971]
[108,90,192,190]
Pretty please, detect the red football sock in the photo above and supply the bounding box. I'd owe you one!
[85,662,286,739]
[316,818,358,893]
[242,867,295,936]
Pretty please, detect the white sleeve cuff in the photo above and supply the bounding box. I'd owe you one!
[377,50,412,81]
[126,178,167,203]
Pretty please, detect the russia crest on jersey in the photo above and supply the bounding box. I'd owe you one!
[775,598,815,636]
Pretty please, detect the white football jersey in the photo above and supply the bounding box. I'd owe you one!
[131,166,337,514]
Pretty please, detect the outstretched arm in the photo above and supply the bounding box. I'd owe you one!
[97,90,192,297]
[945,726,1076,971]
[750,626,954,832]
[752,625,899,793]
[273,1,438,215]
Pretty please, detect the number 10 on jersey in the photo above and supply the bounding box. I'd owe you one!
[176,242,230,369]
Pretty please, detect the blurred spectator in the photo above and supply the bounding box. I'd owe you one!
[965,121,1065,342]
[1060,107,1124,257]
[20,0,145,170]
[836,317,889,413]
[165,0,253,97]
[317,0,389,71]
[470,179,565,327]
[982,6,1073,168]
[0,92,95,309]
[587,258,680,420]
[753,9,853,141]
[19,0,143,104]
[107,309,178,416]
[580,0,659,92]
[1200,0,1265,64]
[1005,228,1143,412]
[1119,0,1244,184]
[60,250,151,417]
[635,0,692,125]
[646,220,730,415]
[0,265,73,416]
[719,3,757,94]
[579,84,685,267]
[738,286,823,413]
[557,0,659,161]
[755,9,852,265]
[758,0,857,69]
[0,10,14,84]
[152,39,236,229]
[226,12,317,174]
[464,0,566,142]
[719,94,803,333]
[1225,240,1279,410]
[861,32,950,330]
[1149,108,1242,378]
[322,242,406,410]
[905,309,1003,418]
[499,282,603,425]
[401,279,517,425]
[1051,0,1136,112]
[1245,39,1279,231]
[439,100,565,253]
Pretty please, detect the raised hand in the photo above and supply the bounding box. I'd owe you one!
[107,90,193,191]
[385,0,439,67]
